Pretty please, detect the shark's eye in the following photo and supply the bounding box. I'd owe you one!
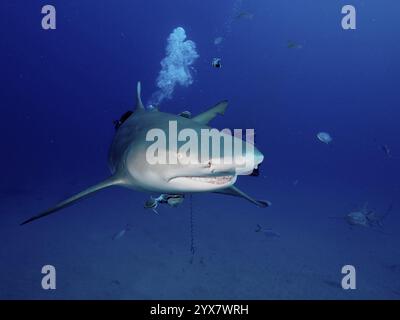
[177,153,183,160]
[207,161,212,168]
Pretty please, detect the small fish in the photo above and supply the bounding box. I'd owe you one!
[234,11,254,20]
[346,211,369,227]
[386,264,400,274]
[144,194,184,213]
[214,37,223,45]
[323,280,342,289]
[330,202,393,233]
[167,196,184,207]
[263,230,281,238]
[392,290,400,296]
[287,40,303,49]
[144,197,160,214]
[112,224,131,240]
[381,144,391,158]
[255,224,281,238]
[317,132,333,144]
[212,58,222,68]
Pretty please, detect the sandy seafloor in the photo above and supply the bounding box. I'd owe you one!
[1,176,399,300]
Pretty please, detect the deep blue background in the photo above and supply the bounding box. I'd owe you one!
[1,1,399,195]
[0,0,399,299]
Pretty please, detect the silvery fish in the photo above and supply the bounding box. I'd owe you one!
[317,132,333,144]
[214,37,223,45]
[112,224,132,240]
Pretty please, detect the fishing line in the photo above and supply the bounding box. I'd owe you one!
[189,194,196,264]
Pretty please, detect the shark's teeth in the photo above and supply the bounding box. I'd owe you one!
[188,175,233,185]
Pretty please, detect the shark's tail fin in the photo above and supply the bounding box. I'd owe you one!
[20,177,121,225]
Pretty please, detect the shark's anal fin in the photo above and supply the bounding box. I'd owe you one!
[20,177,121,225]
[192,100,228,125]
[213,185,271,208]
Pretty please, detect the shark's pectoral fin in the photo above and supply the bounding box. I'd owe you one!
[20,177,122,225]
[213,185,271,208]
[192,100,228,125]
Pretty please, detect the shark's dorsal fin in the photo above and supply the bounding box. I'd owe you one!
[136,81,145,110]
[192,100,228,125]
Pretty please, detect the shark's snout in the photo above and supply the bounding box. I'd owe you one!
[232,146,264,176]
[254,148,264,165]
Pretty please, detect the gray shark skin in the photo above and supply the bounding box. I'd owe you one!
[21,82,269,225]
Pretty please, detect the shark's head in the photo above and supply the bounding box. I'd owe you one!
[123,118,264,193]
[163,141,264,193]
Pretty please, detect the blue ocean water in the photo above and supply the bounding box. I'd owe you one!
[0,0,399,299]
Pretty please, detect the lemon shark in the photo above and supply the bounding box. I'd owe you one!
[21,83,269,225]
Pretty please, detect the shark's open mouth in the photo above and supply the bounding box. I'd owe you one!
[187,175,234,185]
[170,175,235,186]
